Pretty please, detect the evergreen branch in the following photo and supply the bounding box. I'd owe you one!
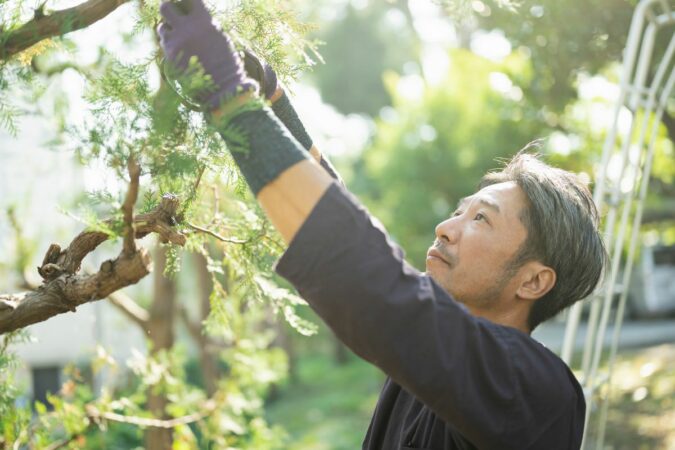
[0,0,131,61]
[0,97,20,136]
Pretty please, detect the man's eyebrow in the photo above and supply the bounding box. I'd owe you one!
[477,198,501,214]
[456,196,501,214]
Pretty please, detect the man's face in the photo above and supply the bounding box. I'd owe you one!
[426,181,529,309]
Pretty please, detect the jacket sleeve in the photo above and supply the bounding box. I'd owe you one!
[274,183,582,449]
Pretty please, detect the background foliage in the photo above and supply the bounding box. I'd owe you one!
[1,0,674,449]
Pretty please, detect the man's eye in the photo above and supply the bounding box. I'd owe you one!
[474,213,486,221]
[452,210,463,217]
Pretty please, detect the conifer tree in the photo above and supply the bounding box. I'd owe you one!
[0,1,319,447]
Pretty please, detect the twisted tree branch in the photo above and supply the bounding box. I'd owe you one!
[0,0,131,61]
[0,193,186,335]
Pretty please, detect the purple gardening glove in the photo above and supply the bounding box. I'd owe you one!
[158,0,257,110]
[242,50,279,100]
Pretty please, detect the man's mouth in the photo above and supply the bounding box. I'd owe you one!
[426,247,454,267]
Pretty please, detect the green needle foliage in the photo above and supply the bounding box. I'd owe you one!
[0,0,321,448]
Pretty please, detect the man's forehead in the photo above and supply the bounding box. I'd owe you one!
[459,182,526,213]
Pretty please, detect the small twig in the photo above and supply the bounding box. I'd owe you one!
[178,165,206,219]
[186,222,250,244]
[108,290,150,328]
[6,207,43,288]
[122,156,141,256]
[263,234,285,252]
[86,400,216,429]
[37,397,214,450]
[193,166,206,195]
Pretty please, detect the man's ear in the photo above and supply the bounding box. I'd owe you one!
[516,262,556,301]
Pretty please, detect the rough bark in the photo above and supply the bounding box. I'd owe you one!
[145,245,177,450]
[0,249,150,333]
[0,195,185,335]
[0,0,131,60]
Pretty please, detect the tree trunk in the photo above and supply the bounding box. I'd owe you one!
[194,252,220,396]
[145,245,177,450]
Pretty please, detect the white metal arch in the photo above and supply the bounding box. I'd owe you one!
[560,0,675,448]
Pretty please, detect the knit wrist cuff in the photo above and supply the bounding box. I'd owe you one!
[216,106,309,195]
[271,92,313,151]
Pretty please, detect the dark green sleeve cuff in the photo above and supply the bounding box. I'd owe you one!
[218,106,309,195]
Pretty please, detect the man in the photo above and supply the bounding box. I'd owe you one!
[158,1,607,448]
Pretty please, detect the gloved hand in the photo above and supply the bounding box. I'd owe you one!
[158,0,257,110]
[240,49,342,185]
[243,50,279,101]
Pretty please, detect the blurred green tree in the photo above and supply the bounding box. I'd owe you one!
[354,49,543,267]
[310,1,419,115]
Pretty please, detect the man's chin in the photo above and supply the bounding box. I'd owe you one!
[425,267,465,301]
[426,266,450,288]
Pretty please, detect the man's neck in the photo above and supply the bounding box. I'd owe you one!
[467,305,531,334]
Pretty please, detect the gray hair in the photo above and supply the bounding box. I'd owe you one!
[480,148,608,331]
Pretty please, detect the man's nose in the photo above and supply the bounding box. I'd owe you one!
[435,217,461,244]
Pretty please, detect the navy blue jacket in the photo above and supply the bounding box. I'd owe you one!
[275,183,585,450]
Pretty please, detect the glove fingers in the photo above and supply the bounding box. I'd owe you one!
[159,1,183,26]
[243,50,265,90]
[157,22,172,43]
[242,50,279,100]
[190,0,211,18]
[262,63,278,99]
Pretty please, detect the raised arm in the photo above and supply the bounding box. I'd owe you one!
[158,3,581,448]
